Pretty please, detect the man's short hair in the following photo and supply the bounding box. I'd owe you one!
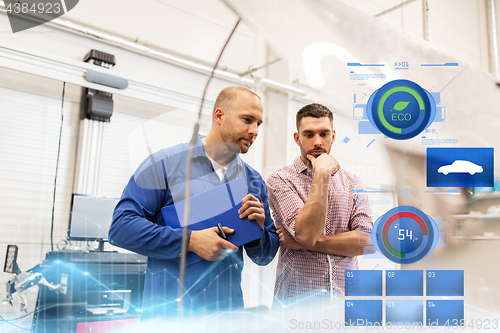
[296,103,334,131]
[213,86,260,117]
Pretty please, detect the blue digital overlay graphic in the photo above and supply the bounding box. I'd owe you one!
[372,206,439,264]
[352,190,389,194]
[345,300,383,326]
[366,80,436,140]
[426,270,464,296]
[353,104,367,120]
[430,92,440,105]
[358,121,381,134]
[427,147,494,187]
[345,270,382,296]
[434,106,445,122]
[386,270,423,296]
[426,300,464,326]
[348,63,385,67]
[386,300,423,325]
[424,190,460,194]
[421,63,459,67]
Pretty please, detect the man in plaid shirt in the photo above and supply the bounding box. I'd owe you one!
[267,103,373,303]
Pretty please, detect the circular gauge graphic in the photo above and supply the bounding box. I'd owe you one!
[367,80,436,140]
[371,206,439,264]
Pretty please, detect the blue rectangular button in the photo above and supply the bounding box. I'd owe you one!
[427,147,494,187]
[345,300,382,326]
[426,300,464,326]
[386,300,423,325]
[358,121,381,134]
[386,270,423,296]
[426,270,464,296]
[345,270,382,296]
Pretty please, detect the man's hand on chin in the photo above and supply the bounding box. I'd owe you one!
[307,153,340,175]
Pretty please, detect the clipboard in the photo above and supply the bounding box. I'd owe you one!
[161,178,263,265]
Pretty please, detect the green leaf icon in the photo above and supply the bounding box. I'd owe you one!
[392,101,410,111]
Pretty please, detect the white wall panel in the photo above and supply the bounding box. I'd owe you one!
[428,0,485,69]
[0,75,80,329]
[340,0,489,71]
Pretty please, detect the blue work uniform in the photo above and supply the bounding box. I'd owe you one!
[109,135,279,319]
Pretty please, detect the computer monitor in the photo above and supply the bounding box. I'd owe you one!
[68,194,119,250]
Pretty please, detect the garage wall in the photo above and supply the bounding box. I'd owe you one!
[0,72,81,329]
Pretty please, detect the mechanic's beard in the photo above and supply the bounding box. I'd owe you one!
[305,147,327,160]
[230,139,246,154]
[220,129,244,154]
[300,144,330,165]
[307,148,327,156]
[237,137,251,154]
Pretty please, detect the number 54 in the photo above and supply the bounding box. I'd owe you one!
[398,229,413,240]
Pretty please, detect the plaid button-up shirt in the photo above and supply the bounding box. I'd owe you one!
[267,157,373,302]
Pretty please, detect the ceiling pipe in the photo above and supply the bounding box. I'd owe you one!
[0,3,306,96]
[375,0,417,17]
[422,0,429,41]
[486,0,500,79]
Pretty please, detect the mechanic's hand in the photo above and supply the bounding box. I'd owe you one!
[238,194,265,228]
[277,226,305,250]
[187,227,238,261]
[307,153,340,175]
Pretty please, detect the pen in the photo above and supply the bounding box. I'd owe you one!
[217,223,238,269]
[217,223,227,239]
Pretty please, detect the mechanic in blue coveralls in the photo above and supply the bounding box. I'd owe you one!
[109,86,279,319]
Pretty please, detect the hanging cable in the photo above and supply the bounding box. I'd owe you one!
[177,18,241,314]
[50,82,66,252]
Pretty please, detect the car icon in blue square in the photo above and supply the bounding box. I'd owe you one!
[427,147,494,187]
[437,160,483,175]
